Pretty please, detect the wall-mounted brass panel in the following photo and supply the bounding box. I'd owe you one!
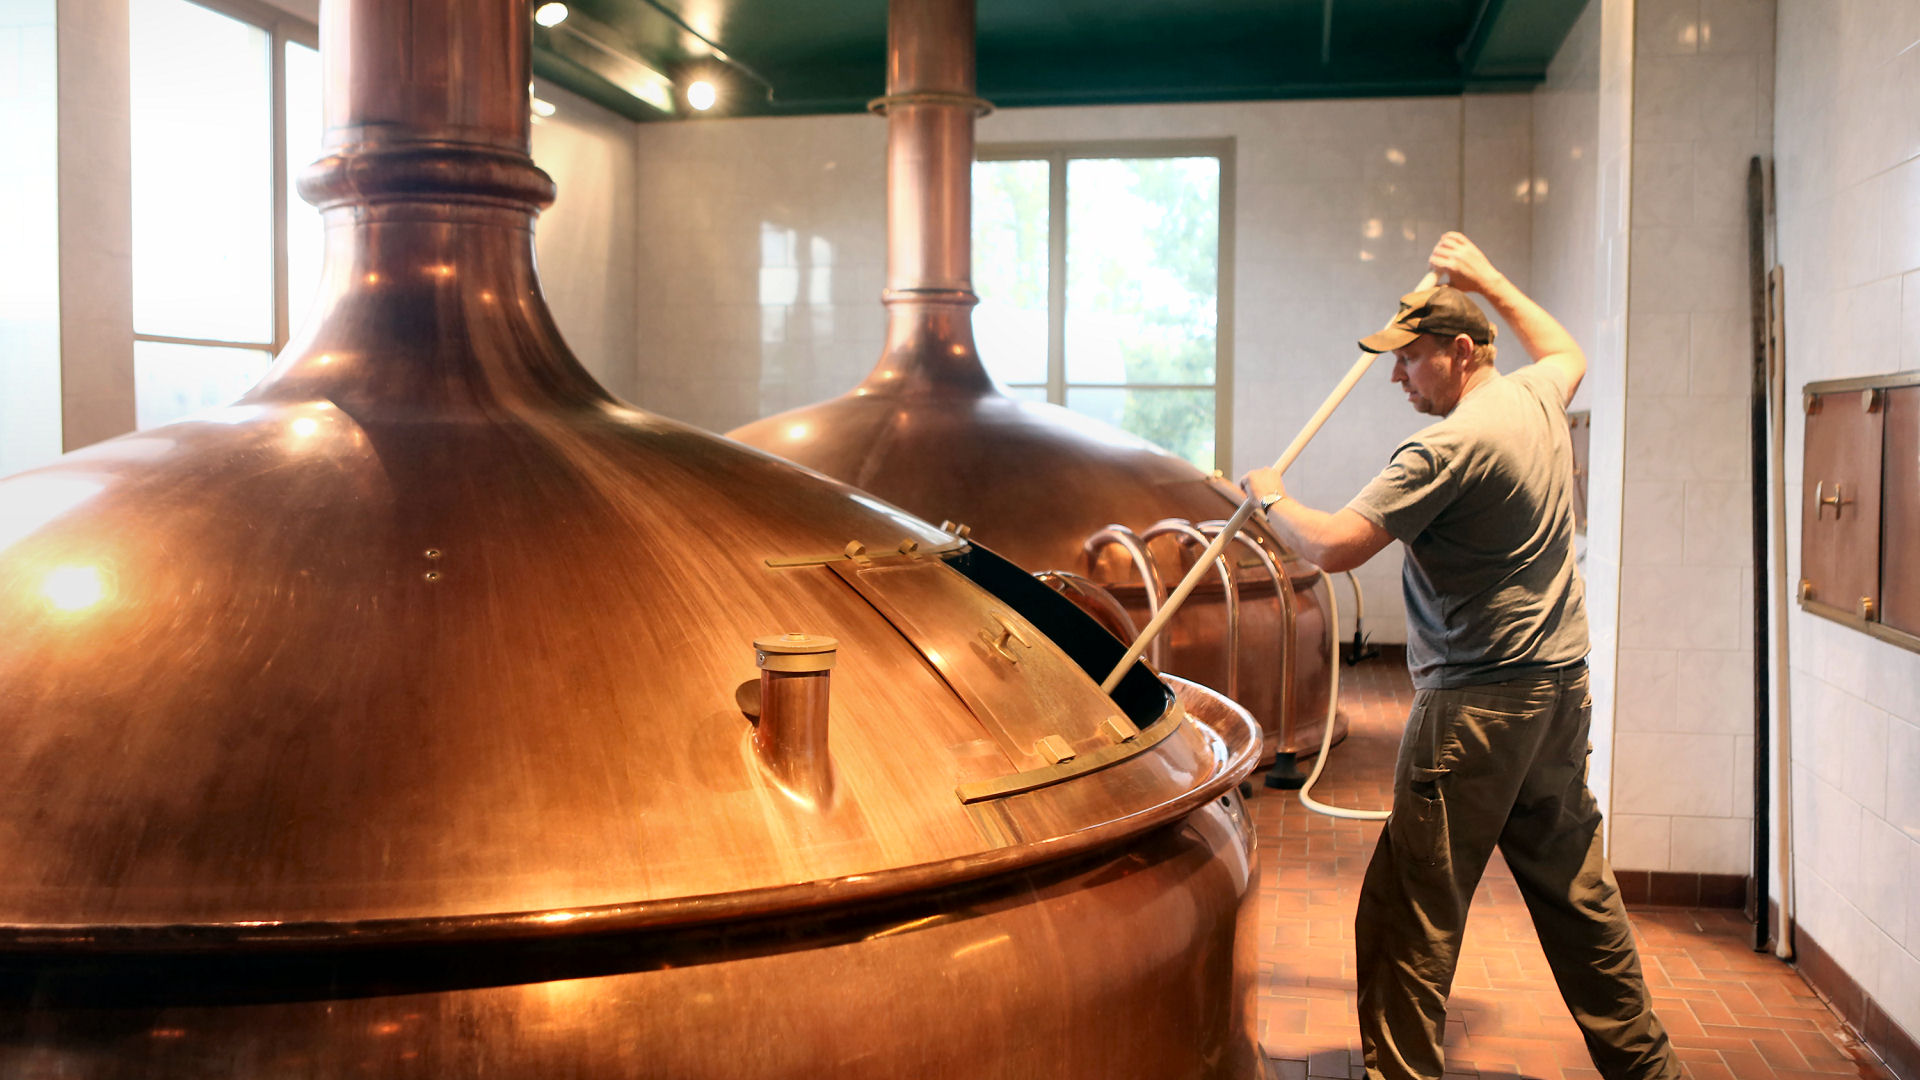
[1799,373,1920,654]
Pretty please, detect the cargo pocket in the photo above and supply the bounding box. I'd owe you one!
[1390,764,1451,868]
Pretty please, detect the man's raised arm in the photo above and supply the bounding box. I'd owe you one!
[1430,231,1586,405]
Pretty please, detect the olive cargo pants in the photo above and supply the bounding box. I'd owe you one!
[1354,666,1680,1080]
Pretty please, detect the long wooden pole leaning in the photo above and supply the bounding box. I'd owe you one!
[1100,270,1440,694]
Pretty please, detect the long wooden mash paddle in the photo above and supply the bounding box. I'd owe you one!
[1100,269,1442,693]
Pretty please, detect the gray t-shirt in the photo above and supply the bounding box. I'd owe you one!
[1345,365,1587,689]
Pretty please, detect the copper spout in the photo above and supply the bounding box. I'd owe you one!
[752,633,838,806]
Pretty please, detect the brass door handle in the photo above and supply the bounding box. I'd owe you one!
[1816,481,1852,519]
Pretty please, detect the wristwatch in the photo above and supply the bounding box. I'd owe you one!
[1260,491,1287,509]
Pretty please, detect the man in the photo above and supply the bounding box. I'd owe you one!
[1243,232,1678,1080]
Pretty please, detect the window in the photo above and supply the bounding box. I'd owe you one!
[0,0,61,476]
[129,0,319,430]
[973,142,1232,472]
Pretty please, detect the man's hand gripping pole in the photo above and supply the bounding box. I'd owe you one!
[1099,271,1441,694]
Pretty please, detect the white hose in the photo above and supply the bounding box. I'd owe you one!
[1296,568,1390,821]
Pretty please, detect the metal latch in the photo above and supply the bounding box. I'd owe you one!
[978,611,1032,662]
[1033,734,1075,764]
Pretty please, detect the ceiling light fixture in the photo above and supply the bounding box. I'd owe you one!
[687,79,716,111]
[531,96,557,117]
[538,6,677,114]
[533,3,569,28]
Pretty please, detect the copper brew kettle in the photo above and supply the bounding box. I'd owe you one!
[728,0,1341,768]
[0,0,1270,1076]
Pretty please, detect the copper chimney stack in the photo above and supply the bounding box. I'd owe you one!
[868,0,992,395]
[0,1,1266,1075]
[731,0,1344,770]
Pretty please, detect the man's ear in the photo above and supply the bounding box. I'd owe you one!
[1451,333,1476,363]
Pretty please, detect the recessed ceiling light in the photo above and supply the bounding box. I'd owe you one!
[687,79,717,111]
[533,3,569,28]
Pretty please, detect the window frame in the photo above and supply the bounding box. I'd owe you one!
[130,0,318,361]
[974,138,1237,473]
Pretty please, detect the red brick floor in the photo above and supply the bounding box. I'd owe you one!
[1250,647,1892,1080]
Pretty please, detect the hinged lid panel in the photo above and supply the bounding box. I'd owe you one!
[1801,389,1885,617]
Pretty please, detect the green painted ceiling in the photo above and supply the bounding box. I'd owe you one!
[533,0,1592,122]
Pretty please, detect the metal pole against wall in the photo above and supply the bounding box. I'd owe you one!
[1746,155,1771,953]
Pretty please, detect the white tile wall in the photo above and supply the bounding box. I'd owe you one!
[56,0,135,450]
[1528,0,1635,824]
[532,79,643,403]
[1600,0,1771,877]
[632,96,1537,643]
[631,113,885,434]
[1775,0,1920,1047]
[0,0,63,476]
[1611,812,1672,869]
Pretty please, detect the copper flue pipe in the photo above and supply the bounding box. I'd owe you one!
[301,0,555,212]
[284,0,604,418]
[883,0,976,297]
[863,0,992,393]
[321,0,532,151]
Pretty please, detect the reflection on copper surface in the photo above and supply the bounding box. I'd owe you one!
[950,932,1011,959]
[0,474,105,552]
[194,404,268,425]
[865,914,947,941]
[40,565,106,612]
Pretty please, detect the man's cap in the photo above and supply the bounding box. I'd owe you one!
[1357,285,1496,354]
